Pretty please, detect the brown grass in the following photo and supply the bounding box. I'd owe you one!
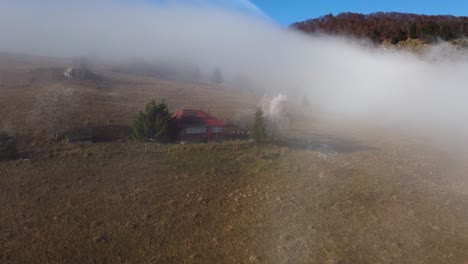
[0,141,467,263]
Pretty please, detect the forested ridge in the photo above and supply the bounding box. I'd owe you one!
[291,12,468,44]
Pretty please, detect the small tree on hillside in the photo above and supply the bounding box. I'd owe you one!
[132,99,172,141]
[250,108,267,143]
[211,67,224,85]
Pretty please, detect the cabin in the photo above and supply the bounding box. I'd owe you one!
[170,110,225,143]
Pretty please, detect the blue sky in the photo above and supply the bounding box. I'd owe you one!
[251,0,468,25]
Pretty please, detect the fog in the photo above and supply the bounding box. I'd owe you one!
[2,0,468,149]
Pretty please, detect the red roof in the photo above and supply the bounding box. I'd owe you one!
[171,110,224,127]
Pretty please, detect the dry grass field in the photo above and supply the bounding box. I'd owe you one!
[0,54,467,263]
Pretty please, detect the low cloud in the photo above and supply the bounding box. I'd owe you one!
[2,0,468,150]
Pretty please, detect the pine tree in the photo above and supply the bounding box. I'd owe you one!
[250,108,267,143]
[132,99,172,141]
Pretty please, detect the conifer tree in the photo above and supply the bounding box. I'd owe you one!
[132,99,172,141]
[250,108,267,143]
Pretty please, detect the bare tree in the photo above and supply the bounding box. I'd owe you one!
[261,94,290,141]
[34,86,76,141]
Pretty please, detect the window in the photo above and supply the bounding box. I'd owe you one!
[211,126,224,133]
[186,127,206,134]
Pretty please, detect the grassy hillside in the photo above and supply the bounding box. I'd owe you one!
[0,56,260,148]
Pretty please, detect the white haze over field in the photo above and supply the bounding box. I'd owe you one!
[2,0,468,149]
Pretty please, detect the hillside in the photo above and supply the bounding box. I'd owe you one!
[0,54,260,148]
[1,52,467,263]
[291,12,468,44]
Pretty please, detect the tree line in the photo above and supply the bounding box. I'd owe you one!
[291,12,468,44]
